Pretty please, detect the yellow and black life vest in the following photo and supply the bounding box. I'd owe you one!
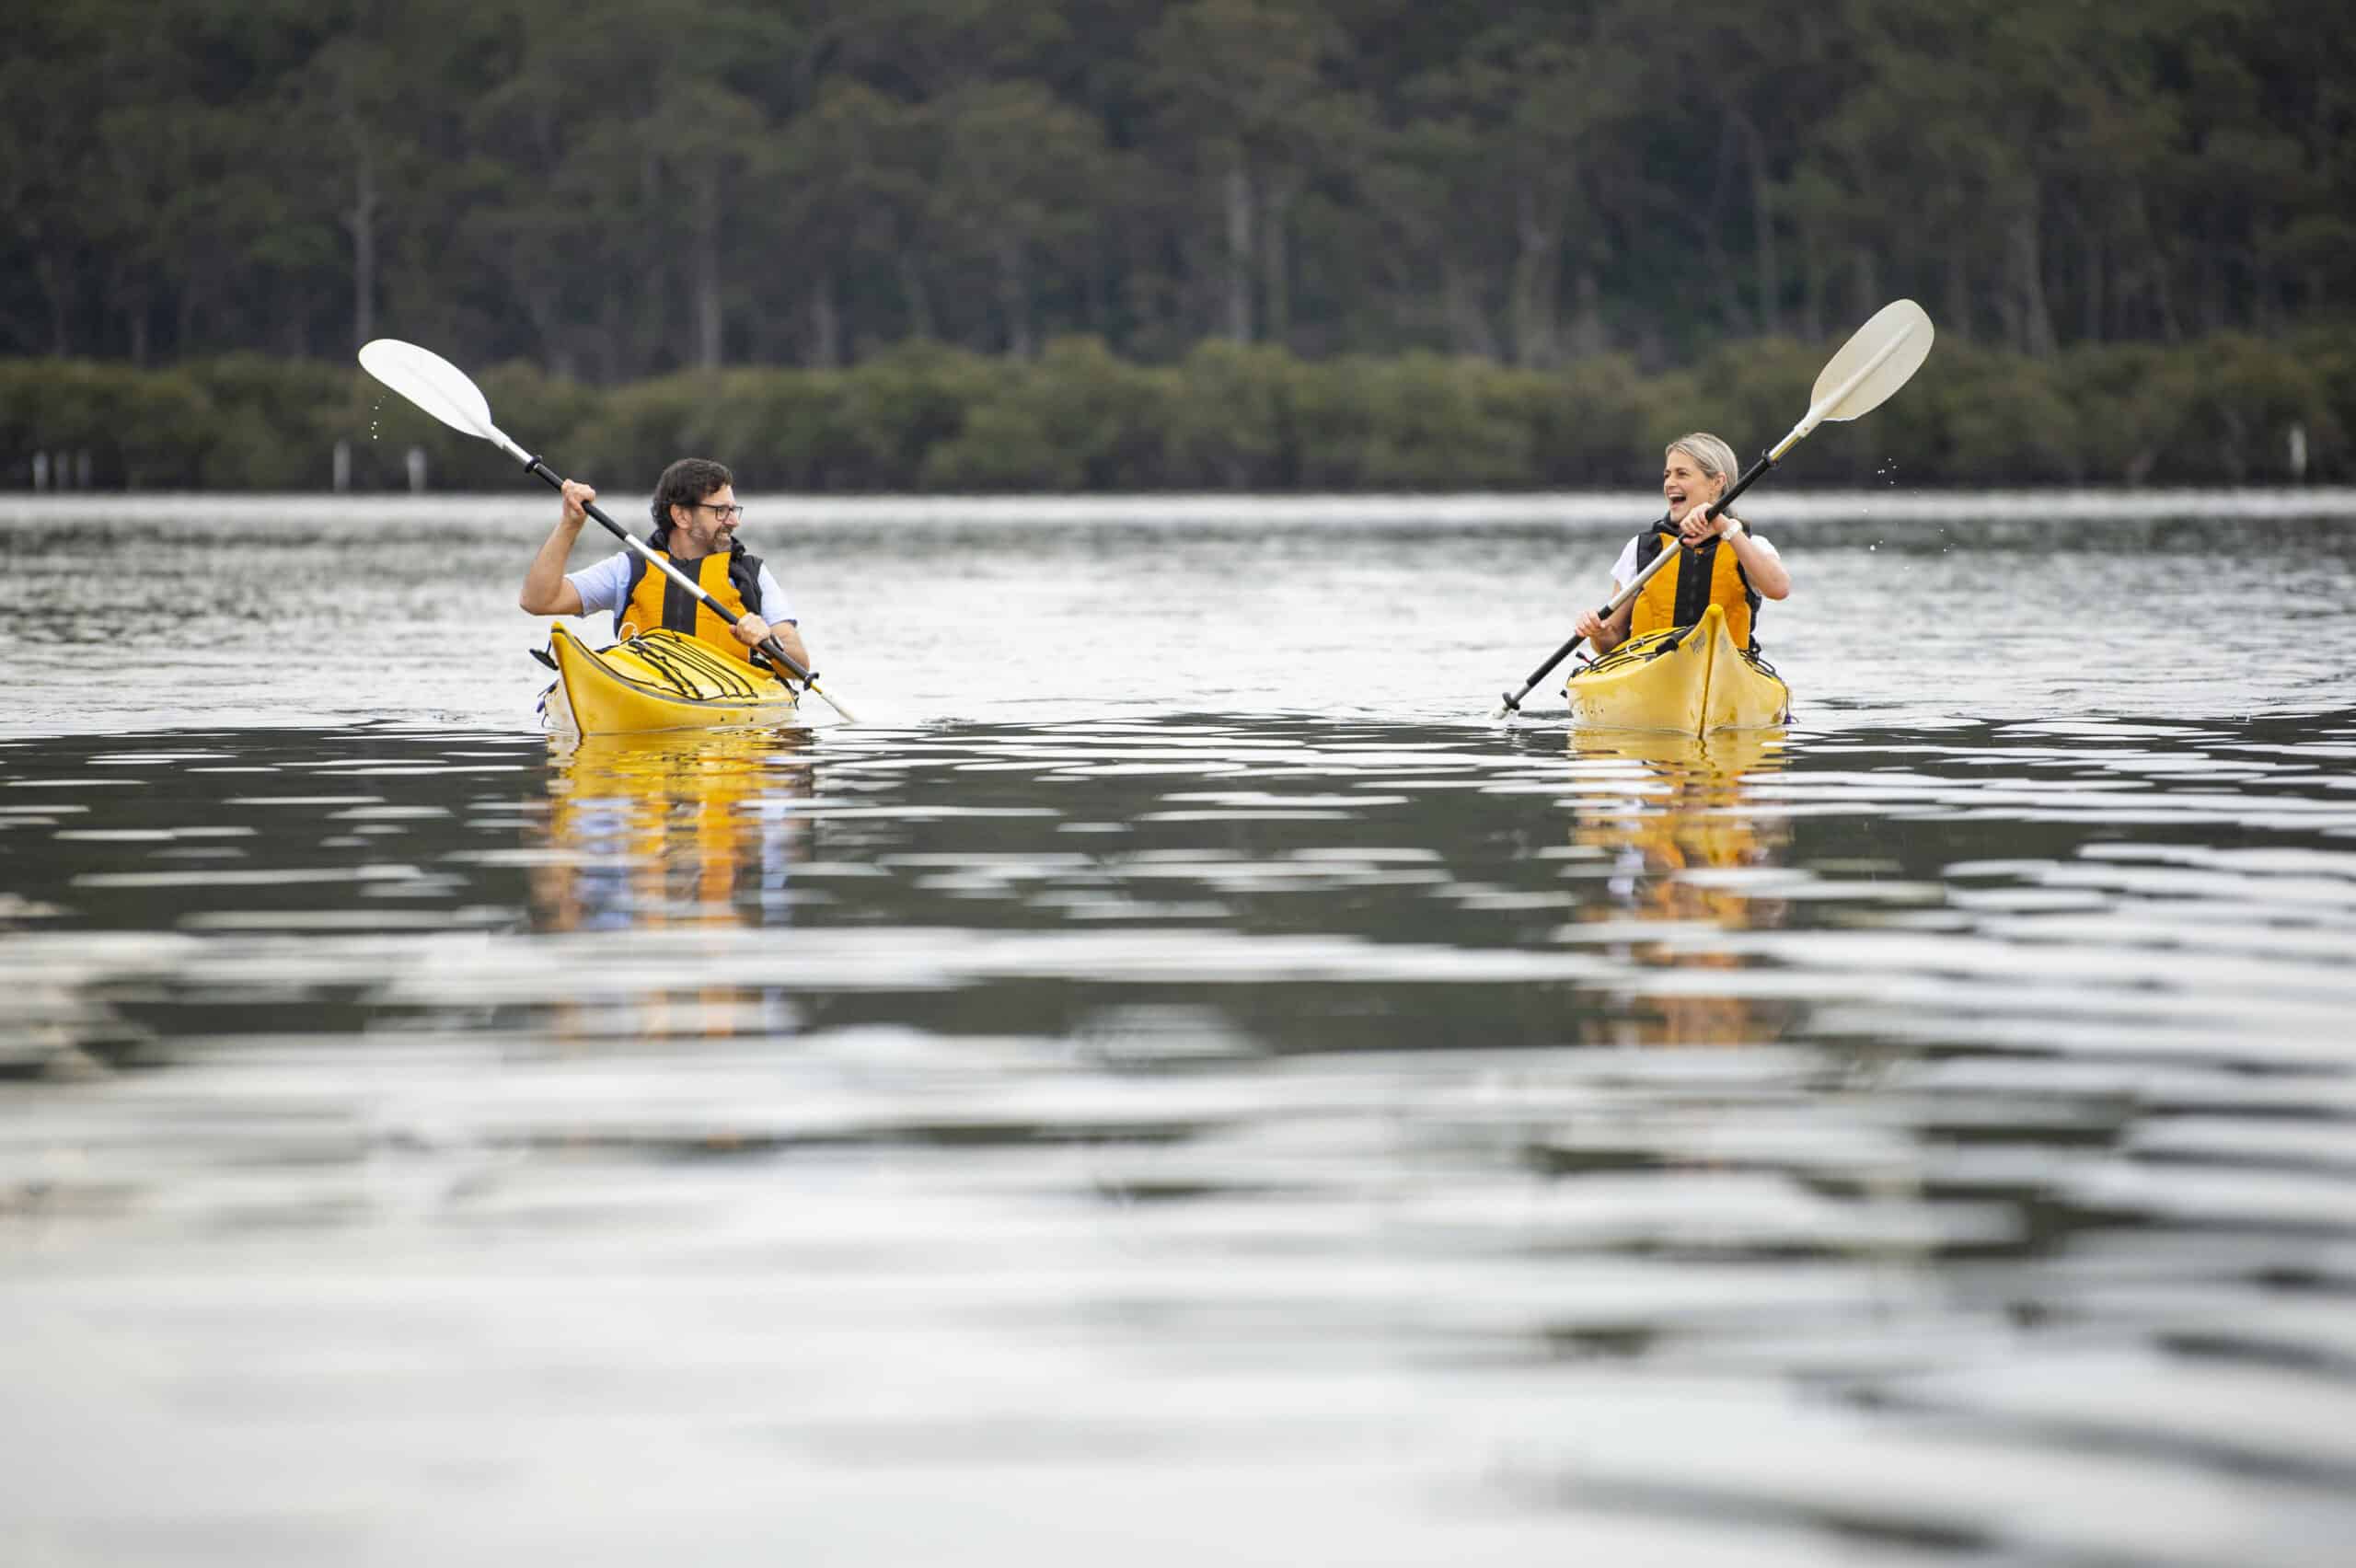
[1629,523,1765,651]
[618,528,768,665]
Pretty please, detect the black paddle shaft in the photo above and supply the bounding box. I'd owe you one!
[520,455,817,687]
[1497,449,1778,713]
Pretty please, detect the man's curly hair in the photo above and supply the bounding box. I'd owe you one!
[651,457,734,533]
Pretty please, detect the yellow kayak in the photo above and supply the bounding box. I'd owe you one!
[1564,604,1790,733]
[541,625,801,735]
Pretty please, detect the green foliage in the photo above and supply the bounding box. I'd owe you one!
[831,342,999,489]
[565,375,716,492]
[10,329,2356,492]
[1524,356,1658,488]
[1165,341,1305,490]
[1911,340,2086,486]
[2052,345,2205,486]
[187,354,358,489]
[7,0,2351,376]
[0,359,214,489]
[1343,354,1541,490]
[2156,335,2344,484]
[920,338,1174,490]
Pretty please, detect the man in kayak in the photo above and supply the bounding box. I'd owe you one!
[518,457,814,673]
[1573,432,1790,655]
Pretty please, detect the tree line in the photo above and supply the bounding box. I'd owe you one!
[6,330,2346,491]
[6,0,2351,381]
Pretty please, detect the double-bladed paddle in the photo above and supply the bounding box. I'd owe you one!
[1497,297,1936,718]
[356,339,859,724]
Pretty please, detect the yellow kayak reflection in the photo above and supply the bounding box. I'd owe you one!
[531,729,815,935]
[1565,726,1793,1048]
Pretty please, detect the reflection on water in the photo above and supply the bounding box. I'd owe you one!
[5,496,2356,1564]
[1565,729,1793,1049]
[3,710,2351,1564]
[528,730,816,1046]
[534,730,815,932]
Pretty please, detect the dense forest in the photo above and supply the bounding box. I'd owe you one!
[6,0,2353,490]
[7,0,2351,374]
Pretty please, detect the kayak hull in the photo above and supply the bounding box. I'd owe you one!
[544,626,801,735]
[1564,604,1789,734]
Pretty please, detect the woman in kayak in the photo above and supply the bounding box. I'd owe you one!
[1574,432,1791,656]
[519,456,814,674]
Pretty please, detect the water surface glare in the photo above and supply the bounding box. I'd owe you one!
[4,498,2356,1565]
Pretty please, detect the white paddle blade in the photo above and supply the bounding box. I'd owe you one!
[358,339,500,442]
[1810,298,1934,422]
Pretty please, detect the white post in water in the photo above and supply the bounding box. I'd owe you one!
[31,453,48,491]
[2290,422,2308,481]
[333,440,352,493]
[406,446,427,493]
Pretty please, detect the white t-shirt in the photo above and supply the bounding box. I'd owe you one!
[565,551,794,634]
[1608,529,1781,590]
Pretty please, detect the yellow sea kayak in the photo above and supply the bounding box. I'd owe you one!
[541,625,801,735]
[1564,604,1790,734]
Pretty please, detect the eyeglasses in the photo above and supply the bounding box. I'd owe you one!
[693,502,745,522]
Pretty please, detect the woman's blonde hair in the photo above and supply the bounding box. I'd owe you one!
[1664,432,1739,497]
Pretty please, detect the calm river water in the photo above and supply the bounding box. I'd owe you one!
[6,491,2356,1565]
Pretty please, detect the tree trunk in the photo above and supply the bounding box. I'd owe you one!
[1440,256,1497,360]
[2010,208,2056,358]
[344,144,378,352]
[1509,186,1562,367]
[998,235,1032,358]
[1567,268,1605,359]
[1707,120,1747,333]
[1084,236,1110,337]
[2252,247,2278,336]
[519,277,563,377]
[1854,243,1880,327]
[178,267,199,356]
[694,232,723,368]
[638,149,668,375]
[1262,173,1299,347]
[1799,218,1824,342]
[810,276,841,367]
[2082,221,2103,344]
[1742,119,1780,337]
[1944,206,1969,341]
[898,252,936,340]
[598,277,625,383]
[38,251,73,355]
[1222,158,1254,343]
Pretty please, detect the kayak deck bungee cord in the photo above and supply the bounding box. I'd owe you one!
[539,626,802,735]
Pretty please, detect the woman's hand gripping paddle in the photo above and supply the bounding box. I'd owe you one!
[1496,298,1935,718]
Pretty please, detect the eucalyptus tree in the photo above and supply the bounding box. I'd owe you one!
[0,4,109,354]
[750,79,925,366]
[922,83,1113,357]
[1143,0,1353,346]
[1386,15,1643,366]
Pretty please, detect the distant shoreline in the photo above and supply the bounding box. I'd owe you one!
[6,488,2353,526]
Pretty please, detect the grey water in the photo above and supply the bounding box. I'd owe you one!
[5,491,2356,1565]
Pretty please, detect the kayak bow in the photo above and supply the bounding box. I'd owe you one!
[1564,605,1789,734]
[541,626,802,735]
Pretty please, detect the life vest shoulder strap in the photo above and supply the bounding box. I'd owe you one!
[620,530,765,628]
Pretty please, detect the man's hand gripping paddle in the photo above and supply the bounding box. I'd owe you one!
[358,338,859,724]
